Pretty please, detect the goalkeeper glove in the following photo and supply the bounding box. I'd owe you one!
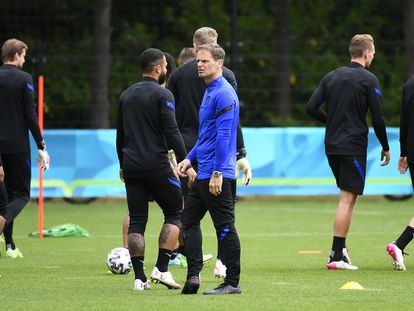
[38,149,50,171]
[236,157,252,185]
[168,149,178,169]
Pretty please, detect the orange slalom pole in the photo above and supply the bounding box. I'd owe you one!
[38,76,44,238]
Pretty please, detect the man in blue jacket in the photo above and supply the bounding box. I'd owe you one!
[177,43,241,295]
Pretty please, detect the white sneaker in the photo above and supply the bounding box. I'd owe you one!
[213,259,227,278]
[342,248,352,264]
[326,260,358,270]
[150,267,182,289]
[387,243,406,270]
[133,279,151,291]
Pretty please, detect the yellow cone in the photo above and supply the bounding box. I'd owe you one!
[340,282,364,290]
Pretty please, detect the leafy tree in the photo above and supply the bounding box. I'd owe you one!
[275,0,292,119]
[404,0,414,79]
[0,0,407,127]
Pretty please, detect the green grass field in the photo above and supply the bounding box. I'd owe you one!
[1,196,414,310]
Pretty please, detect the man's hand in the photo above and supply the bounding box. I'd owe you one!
[236,158,252,185]
[209,174,223,196]
[119,169,125,182]
[0,166,4,182]
[177,159,192,177]
[398,156,408,174]
[380,150,391,166]
[38,149,50,171]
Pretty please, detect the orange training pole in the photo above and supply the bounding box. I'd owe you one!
[38,76,44,238]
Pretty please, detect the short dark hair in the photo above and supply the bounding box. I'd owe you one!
[139,48,165,73]
[2,38,28,63]
[164,52,176,82]
[197,43,225,61]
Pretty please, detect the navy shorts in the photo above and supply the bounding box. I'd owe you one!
[327,155,366,195]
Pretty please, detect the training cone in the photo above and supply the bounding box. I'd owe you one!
[340,281,364,290]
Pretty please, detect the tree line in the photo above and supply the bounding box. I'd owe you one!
[1,0,412,128]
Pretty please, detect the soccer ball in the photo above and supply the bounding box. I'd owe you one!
[107,247,132,275]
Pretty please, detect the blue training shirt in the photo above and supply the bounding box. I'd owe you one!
[187,75,239,180]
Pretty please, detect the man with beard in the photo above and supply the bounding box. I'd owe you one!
[116,48,190,291]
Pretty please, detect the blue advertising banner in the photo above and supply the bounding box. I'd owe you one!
[30,128,411,197]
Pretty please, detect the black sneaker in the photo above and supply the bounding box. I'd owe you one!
[203,283,241,295]
[181,276,200,294]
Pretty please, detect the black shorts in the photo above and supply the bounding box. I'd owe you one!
[327,155,366,195]
[124,169,183,234]
[1,152,31,200]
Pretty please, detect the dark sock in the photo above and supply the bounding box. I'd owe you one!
[4,222,15,250]
[330,236,346,261]
[170,248,179,260]
[156,248,172,272]
[131,256,146,282]
[395,226,414,251]
[176,245,184,256]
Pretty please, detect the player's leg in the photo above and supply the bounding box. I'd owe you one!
[0,182,7,235]
[329,189,358,261]
[0,182,7,260]
[214,178,237,278]
[387,217,413,270]
[122,212,129,248]
[180,179,208,294]
[202,179,241,295]
[0,155,6,236]
[169,237,185,266]
[171,175,189,267]
[2,153,30,258]
[171,176,212,268]
[394,217,414,251]
[169,177,184,266]
[148,171,183,289]
[386,162,414,270]
[125,177,150,290]
[326,155,363,270]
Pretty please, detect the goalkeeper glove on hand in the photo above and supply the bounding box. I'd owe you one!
[168,149,178,169]
[236,158,252,185]
[38,149,50,171]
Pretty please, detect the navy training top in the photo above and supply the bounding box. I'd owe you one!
[306,62,389,156]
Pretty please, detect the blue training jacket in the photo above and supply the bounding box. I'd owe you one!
[187,75,239,180]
